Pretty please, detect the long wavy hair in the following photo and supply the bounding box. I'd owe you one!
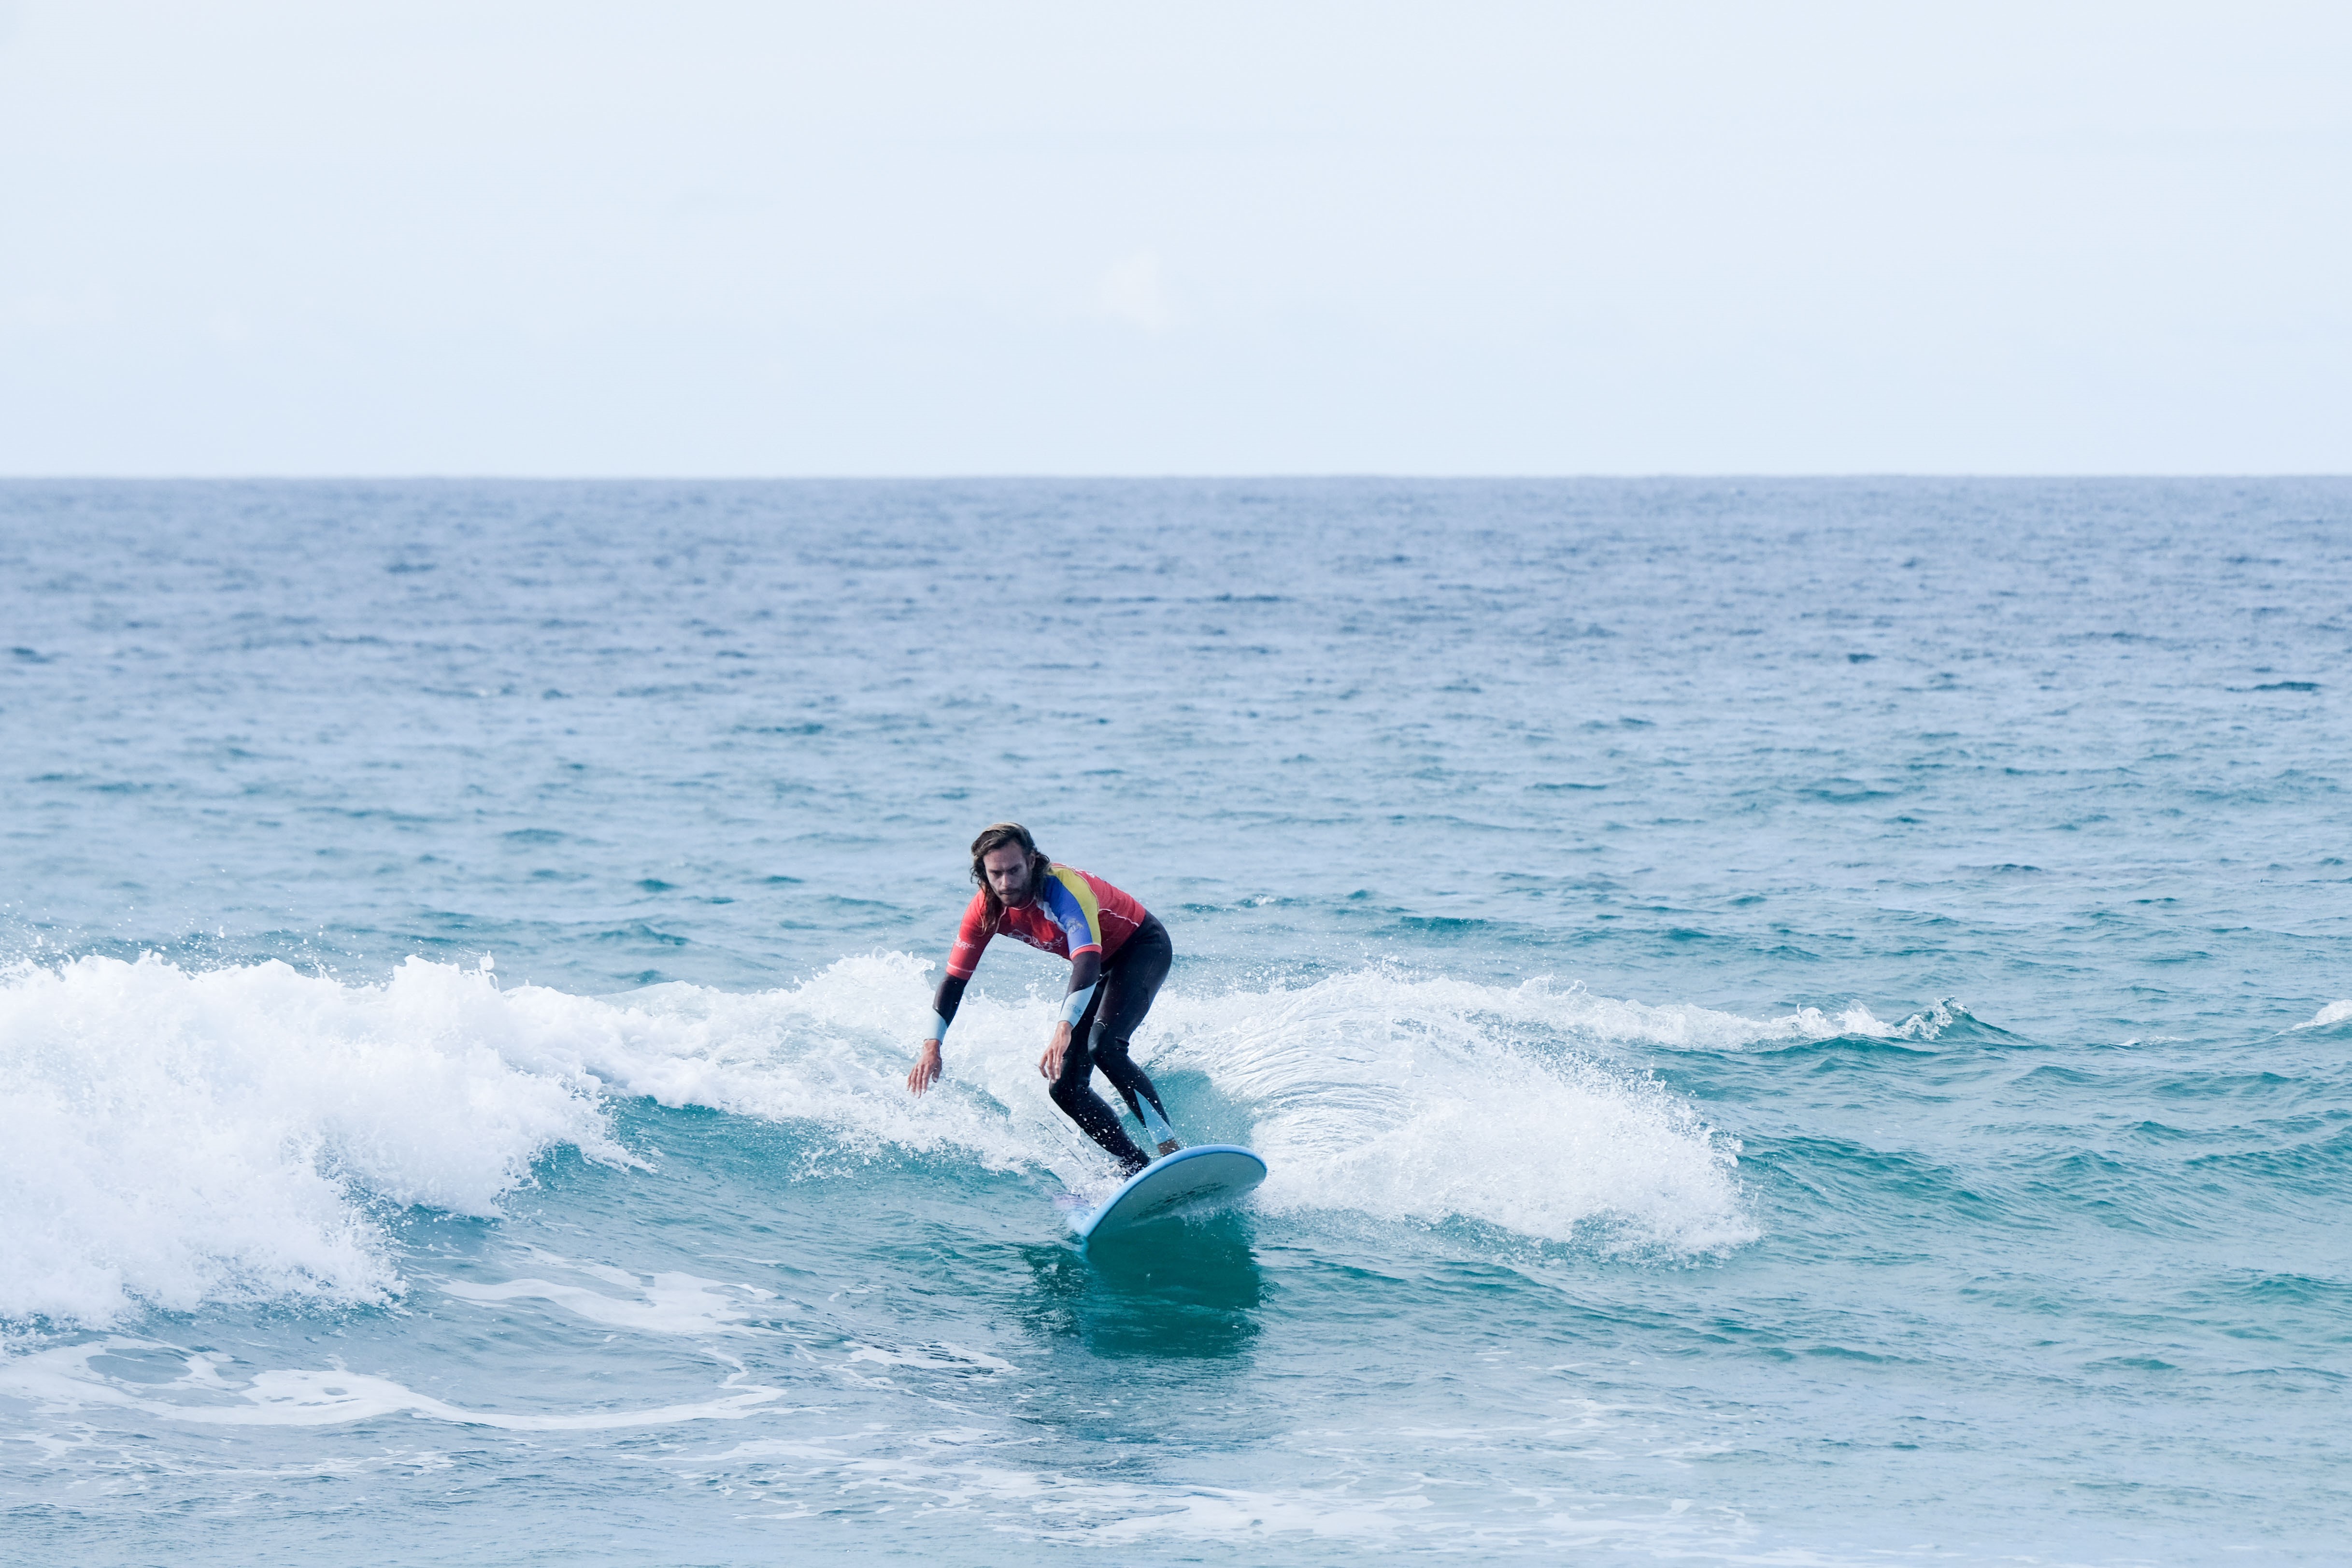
[969,821,1052,917]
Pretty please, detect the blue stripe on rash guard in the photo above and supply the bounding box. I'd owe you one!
[1039,873,1102,955]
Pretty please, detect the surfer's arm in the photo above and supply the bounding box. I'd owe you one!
[1039,949,1102,1081]
[908,973,965,1095]
[923,970,969,1044]
[912,899,993,1097]
[1060,949,1101,1024]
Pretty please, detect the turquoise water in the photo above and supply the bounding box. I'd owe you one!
[4,478,2349,1564]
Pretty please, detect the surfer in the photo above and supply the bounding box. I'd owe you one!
[906,822,1180,1174]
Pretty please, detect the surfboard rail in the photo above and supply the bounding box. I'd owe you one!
[1068,1144,1268,1243]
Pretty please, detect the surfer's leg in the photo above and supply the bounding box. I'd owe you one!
[1048,1002,1151,1173]
[1091,915,1177,1149]
[1091,1037,1178,1155]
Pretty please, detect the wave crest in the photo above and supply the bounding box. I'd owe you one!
[2,954,1782,1327]
[0,955,619,1327]
[2294,999,2352,1030]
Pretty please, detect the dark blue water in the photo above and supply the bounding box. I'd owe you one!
[4,479,2349,1564]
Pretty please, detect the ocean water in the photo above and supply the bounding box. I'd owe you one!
[3,477,2349,1566]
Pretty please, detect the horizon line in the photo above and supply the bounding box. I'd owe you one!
[4,472,2350,485]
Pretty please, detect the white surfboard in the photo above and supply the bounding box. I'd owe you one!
[1067,1145,1268,1243]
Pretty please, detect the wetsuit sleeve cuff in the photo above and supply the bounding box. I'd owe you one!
[1058,983,1096,1028]
[927,1011,951,1042]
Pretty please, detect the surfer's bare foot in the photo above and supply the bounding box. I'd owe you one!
[1156,1139,1181,1156]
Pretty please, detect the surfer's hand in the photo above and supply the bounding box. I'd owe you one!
[1039,1021,1072,1081]
[908,1041,942,1096]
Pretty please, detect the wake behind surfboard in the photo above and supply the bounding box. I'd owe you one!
[1064,1145,1268,1243]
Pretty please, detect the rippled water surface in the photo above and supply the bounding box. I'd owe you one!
[4,478,2350,1565]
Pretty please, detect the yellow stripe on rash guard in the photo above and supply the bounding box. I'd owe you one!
[1047,864,1104,954]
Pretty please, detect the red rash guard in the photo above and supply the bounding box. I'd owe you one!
[947,863,1151,979]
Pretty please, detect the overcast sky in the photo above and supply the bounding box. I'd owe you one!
[2,1,2345,475]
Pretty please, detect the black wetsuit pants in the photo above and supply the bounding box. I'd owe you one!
[1051,913,1174,1173]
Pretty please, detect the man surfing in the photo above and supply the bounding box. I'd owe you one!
[906,822,1180,1175]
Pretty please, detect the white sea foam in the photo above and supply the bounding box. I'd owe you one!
[1145,972,1755,1252]
[436,1263,782,1338]
[2294,998,2352,1029]
[1,952,1781,1327]
[0,954,624,1328]
[1483,979,1943,1050]
[0,1338,787,1429]
[844,1341,1017,1373]
[668,1438,1761,1554]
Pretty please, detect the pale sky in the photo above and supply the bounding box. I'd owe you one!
[1,1,2345,475]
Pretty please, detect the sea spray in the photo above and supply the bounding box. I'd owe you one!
[1,953,1768,1326]
[0,955,619,1326]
